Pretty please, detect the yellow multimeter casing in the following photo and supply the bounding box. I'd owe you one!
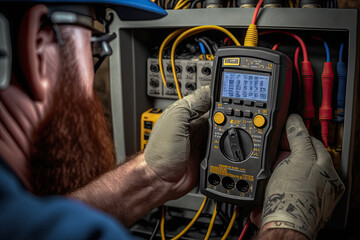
[140,108,162,150]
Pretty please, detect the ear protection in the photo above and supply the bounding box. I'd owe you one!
[0,13,11,90]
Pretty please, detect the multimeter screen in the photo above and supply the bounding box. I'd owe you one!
[222,71,270,101]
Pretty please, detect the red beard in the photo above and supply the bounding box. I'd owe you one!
[29,44,115,196]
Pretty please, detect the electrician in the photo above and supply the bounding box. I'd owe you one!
[0,1,344,239]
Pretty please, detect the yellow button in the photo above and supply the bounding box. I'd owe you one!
[253,115,266,128]
[214,112,225,125]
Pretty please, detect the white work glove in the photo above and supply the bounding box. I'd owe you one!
[262,114,345,239]
[144,86,210,183]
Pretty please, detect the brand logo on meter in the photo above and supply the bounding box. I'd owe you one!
[223,58,240,66]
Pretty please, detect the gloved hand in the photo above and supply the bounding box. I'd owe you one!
[144,86,210,185]
[262,114,345,239]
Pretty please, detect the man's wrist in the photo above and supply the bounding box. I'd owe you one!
[262,192,318,239]
[68,153,171,226]
[256,222,308,240]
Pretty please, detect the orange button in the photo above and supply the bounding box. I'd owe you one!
[253,115,266,128]
[214,112,226,125]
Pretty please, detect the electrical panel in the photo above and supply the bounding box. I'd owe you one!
[108,7,359,238]
[147,57,213,99]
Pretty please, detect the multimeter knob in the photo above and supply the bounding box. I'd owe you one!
[220,128,253,162]
[253,115,266,128]
[214,112,226,125]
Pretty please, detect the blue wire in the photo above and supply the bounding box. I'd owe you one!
[199,42,206,54]
[323,40,331,62]
[339,42,344,62]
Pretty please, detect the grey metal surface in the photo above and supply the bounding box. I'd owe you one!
[109,22,126,163]
[114,8,357,30]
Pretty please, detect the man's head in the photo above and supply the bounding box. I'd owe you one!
[0,1,166,194]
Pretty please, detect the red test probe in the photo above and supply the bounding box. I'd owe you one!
[312,36,334,147]
[260,30,314,129]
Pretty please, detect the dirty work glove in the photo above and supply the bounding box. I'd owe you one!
[262,114,345,239]
[144,86,210,182]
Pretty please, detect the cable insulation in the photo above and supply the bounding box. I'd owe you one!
[238,218,250,240]
[260,30,308,61]
[221,206,238,240]
[171,25,241,99]
[294,46,302,111]
[251,0,264,24]
[170,197,208,240]
[339,42,344,62]
[159,28,187,87]
[204,202,217,240]
[161,206,166,240]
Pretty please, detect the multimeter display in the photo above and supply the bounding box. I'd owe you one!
[200,46,292,206]
[222,71,270,101]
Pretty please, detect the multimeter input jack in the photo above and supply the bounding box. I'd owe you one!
[236,180,250,192]
[208,174,221,186]
[222,177,235,190]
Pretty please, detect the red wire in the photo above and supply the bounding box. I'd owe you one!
[259,30,308,61]
[238,218,251,240]
[294,46,302,111]
[272,42,281,50]
[224,37,232,46]
[251,0,264,25]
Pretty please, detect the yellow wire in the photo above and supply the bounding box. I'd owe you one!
[221,206,238,240]
[160,196,208,240]
[161,206,166,240]
[158,28,187,87]
[174,0,186,9]
[182,2,191,9]
[171,25,241,99]
[204,202,217,240]
[175,0,190,9]
[289,0,294,8]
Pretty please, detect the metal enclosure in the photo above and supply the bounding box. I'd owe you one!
[108,8,359,228]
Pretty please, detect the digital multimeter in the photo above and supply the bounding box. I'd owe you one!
[200,46,292,205]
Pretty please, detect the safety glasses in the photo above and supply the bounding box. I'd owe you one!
[42,11,117,72]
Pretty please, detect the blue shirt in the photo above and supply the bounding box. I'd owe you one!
[0,159,137,240]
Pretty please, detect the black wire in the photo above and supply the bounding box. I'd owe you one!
[172,0,180,8]
[167,0,175,9]
[149,219,161,240]
[217,209,230,227]
[191,0,204,8]
[196,37,214,55]
[148,207,162,240]
[200,36,217,52]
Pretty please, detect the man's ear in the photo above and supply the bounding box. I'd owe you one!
[18,4,57,101]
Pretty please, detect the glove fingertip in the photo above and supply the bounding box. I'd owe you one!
[184,86,211,114]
